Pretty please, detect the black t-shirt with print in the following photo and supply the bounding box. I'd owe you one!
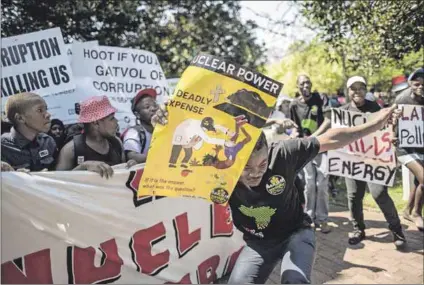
[394,89,424,156]
[229,137,320,241]
[338,99,381,113]
[290,93,325,137]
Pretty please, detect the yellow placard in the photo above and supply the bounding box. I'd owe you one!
[139,53,283,204]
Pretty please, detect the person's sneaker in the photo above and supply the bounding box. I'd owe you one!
[320,222,331,234]
[412,214,424,231]
[181,164,188,168]
[169,163,177,168]
[348,229,365,245]
[392,229,407,249]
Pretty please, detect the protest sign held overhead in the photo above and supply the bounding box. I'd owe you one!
[59,41,100,124]
[327,108,397,186]
[139,53,283,203]
[65,40,98,63]
[1,166,244,284]
[71,44,170,130]
[1,28,75,119]
[398,104,424,148]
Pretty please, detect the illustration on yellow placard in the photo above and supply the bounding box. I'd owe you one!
[202,116,251,169]
[139,53,283,204]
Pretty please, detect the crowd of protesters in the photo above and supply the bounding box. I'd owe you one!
[1,66,423,283]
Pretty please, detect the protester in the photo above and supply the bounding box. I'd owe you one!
[152,99,401,284]
[321,92,341,198]
[391,75,409,97]
[264,95,298,144]
[337,89,346,105]
[272,94,292,119]
[328,93,341,108]
[1,93,56,172]
[121,88,158,164]
[374,92,386,107]
[64,123,83,143]
[322,76,406,247]
[290,74,331,233]
[1,118,12,135]
[395,67,424,231]
[48,118,66,152]
[56,95,136,177]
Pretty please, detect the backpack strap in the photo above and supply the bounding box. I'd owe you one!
[126,125,147,153]
[122,125,147,161]
[137,126,147,154]
[72,134,86,166]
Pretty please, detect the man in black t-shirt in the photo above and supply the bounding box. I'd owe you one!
[322,76,406,247]
[152,100,400,284]
[290,75,331,233]
[56,96,136,177]
[394,68,424,231]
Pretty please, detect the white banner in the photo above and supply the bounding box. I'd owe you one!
[398,104,424,148]
[1,28,75,120]
[327,108,396,186]
[66,41,99,63]
[60,41,100,125]
[70,44,170,130]
[1,165,244,284]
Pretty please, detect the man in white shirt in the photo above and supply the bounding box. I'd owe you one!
[169,117,227,168]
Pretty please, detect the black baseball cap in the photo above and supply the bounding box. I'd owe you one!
[408,67,424,81]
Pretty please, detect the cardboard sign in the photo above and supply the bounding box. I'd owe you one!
[328,108,396,186]
[1,166,244,284]
[398,104,424,148]
[139,53,283,203]
[70,43,170,129]
[1,28,75,119]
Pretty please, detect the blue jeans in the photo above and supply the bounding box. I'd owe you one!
[228,228,315,284]
[304,153,329,223]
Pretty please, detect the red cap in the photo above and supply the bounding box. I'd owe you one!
[391,75,409,93]
[392,75,407,85]
[131,88,157,112]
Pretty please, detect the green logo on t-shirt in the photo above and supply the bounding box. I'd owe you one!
[239,205,276,230]
[301,118,318,134]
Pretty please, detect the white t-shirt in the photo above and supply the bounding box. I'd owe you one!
[122,127,152,155]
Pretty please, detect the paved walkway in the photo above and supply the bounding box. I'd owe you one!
[267,207,424,284]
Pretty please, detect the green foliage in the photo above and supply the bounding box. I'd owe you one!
[266,39,344,96]
[299,0,424,70]
[266,38,423,95]
[1,0,266,77]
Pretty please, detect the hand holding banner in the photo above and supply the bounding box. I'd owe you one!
[398,104,424,148]
[1,167,245,284]
[328,108,397,186]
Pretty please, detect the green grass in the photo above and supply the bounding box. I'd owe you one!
[329,170,408,213]
[363,183,407,212]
